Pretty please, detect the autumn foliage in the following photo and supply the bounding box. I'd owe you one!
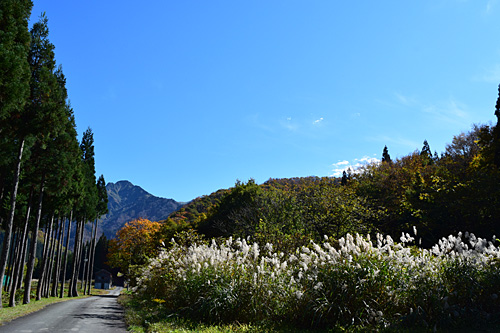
[107,218,161,274]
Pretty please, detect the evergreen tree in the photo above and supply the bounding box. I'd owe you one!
[493,84,500,168]
[96,175,109,217]
[341,171,348,186]
[382,145,392,164]
[0,0,32,308]
[0,0,32,121]
[69,128,98,297]
[420,140,433,165]
[86,174,109,294]
[421,140,431,158]
[93,234,110,272]
[22,14,68,304]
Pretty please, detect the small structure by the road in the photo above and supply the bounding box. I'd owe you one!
[94,269,112,289]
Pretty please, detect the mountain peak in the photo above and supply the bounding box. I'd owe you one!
[99,180,184,239]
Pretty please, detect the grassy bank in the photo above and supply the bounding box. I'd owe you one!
[118,292,349,333]
[122,231,500,332]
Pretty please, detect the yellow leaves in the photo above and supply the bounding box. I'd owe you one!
[108,218,162,273]
[152,298,165,304]
[418,193,430,201]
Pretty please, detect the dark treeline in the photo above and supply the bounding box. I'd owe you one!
[0,1,108,307]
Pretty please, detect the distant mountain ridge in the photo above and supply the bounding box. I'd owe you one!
[98,180,184,239]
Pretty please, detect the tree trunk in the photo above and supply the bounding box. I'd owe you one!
[86,219,98,295]
[43,218,57,297]
[5,226,19,292]
[23,177,44,304]
[8,225,23,295]
[73,220,85,296]
[51,217,64,297]
[84,221,95,295]
[0,138,25,308]
[36,215,53,300]
[17,197,32,290]
[80,245,87,292]
[9,195,32,307]
[39,221,50,293]
[69,219,82,297]
[0,182,4,227]
[47,219,58,296]
[60,211,72,298]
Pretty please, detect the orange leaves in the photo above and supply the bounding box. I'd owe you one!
[107,218,161,274]
[115,218,161,249]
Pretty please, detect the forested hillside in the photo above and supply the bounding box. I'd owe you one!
[157,117,500,248]
[0,1,109,308]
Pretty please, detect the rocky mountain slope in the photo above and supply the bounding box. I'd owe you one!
[98,180,184,239]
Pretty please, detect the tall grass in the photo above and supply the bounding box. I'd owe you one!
[133,230,500,330]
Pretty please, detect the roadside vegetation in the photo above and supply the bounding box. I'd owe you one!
[119,231,500,332]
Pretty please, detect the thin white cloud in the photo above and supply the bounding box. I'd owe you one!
[281,116,299,131]
[392,92,470,127]
[476,64,500,83]
[394,92,417,107]
[422,97,469,126]
[368,135,421,151]
[486,0,497,13]
[247,113,274,132]
[313,117,324,125]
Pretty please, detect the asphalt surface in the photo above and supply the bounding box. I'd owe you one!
[0,287,127,333]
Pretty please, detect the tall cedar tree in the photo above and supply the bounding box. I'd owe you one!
[341,171,348,186]
[86,174,109,294]
[421,140,432,158]
[22,14,68,304]
[0,0,32,120]
[494,84,500,167]
[59,107,84,298]
[0,0,32,308]
[382,145,392,164]
[34,93,86,301]
[69,128,98,297]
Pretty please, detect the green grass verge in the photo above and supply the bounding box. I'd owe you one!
[118,292,500,333]
[0,295,89,325]
[117,293,375,333]
[0,285,109,325]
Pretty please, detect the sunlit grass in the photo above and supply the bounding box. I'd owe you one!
[128,230,500,331]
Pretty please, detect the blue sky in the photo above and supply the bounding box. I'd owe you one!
[30,1,500,202]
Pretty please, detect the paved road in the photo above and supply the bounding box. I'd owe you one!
[0,287,127,333]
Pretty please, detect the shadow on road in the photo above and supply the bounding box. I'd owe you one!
[99,306,122,310]
[72,313,125,329]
